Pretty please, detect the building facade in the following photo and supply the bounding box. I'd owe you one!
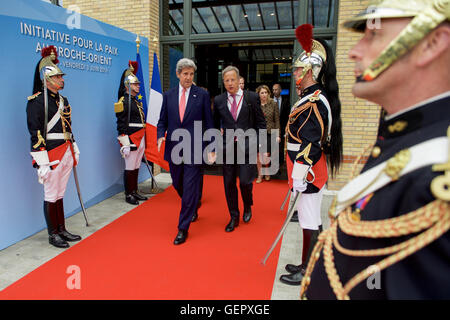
[62,0,379,190]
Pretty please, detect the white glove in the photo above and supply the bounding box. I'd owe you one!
[293,178,307,193]
[37,165,50,184]
[120,146,131,158]
[73,142,80,164]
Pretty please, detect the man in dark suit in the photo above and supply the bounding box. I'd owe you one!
[157,58,214,245]
[213,66,266,232]
[272,83,290,167]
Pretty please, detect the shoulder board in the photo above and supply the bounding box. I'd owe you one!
[27,92,41,101]
[309,90,321,102]
[114,96,124,113]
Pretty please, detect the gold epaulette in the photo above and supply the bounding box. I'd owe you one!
[114,96,124,113]
[27,92,41,101]
[309,90,321,102]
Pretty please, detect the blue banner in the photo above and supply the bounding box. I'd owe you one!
[0,0,150,250]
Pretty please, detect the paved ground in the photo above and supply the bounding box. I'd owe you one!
[0,173,333,299]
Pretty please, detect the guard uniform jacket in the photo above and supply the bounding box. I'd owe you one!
[26,90,75,167]
[306,93,450,299]
[115,93,146,149]
[286,84,330,194]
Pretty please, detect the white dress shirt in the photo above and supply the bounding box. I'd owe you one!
[227,88,244,119]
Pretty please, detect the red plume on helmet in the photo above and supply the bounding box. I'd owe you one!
[295,24,313,54]
[129,60,138,74]
[41,45,59,64]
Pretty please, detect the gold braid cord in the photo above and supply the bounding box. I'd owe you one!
[300,135,450,299]
[287,101,324,144]
[60,104,73,139]
[300,200,449,300]
[137,101,146,126]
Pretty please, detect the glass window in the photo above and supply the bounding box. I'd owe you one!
[308,0,337,28]
[162,44,184,90]
[191,0,301,34]
[163,0,184,36]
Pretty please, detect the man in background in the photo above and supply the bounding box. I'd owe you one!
[272,83,290,171]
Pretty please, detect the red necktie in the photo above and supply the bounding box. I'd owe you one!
[230,94,237,121]
[179,88,186,122]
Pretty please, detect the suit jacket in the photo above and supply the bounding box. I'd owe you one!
[213,90,266,155]
[157,85,213,165]
[277,95,290,134]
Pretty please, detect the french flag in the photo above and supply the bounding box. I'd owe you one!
[145,53,169,171]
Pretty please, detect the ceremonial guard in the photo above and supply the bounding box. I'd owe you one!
[115,61,148,205]
[302,0,450,299]
[27,46,82,248]
[279,25,343,285]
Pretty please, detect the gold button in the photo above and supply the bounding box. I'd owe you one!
[372,146,381,158]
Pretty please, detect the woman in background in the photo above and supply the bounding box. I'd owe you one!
[255,85,280,182]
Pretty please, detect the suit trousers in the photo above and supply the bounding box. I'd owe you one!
[169,162,203,231]
[222,142,256,218]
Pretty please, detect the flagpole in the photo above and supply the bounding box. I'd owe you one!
[136,34,140,54]
[136,34,162,194]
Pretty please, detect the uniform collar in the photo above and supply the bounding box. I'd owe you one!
[380,93,450,139]
[48,89,59,100]
[124,92,138,101]
[300,83,322,98]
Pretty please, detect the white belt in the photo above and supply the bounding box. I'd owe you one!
[287,142,301,152]
[129,123,145,128]
[334,136,448,216]
[47,96,65,133]
[47,133,72,140]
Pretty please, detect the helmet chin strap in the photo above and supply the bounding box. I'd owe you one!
[360,2,449,82]
[295,65,312,86]
[45,76,62,91]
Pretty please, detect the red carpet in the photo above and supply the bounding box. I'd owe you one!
[0,175,287,300]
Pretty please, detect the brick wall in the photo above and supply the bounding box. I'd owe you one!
[329,0,381,191]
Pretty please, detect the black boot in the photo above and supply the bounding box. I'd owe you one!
[56,199,81,242]
[285,263,305,274]
[131,169,148,201]
[303,229,320,266]
[279,269,305,286]
[124,170,139,205]
[290,210,299,222]
[281,228,319,284]
[43,201,69,248]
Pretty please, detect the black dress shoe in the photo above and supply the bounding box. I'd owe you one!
[243,208,252,223]
[285,263,304,274]
[174,230,188,245]
[126,194,139,205]
[290,210,298,222]
[279,270,304,286]
[59,230,82,242]
[49,234,69,248]
[225,217,239,232]
[191,211,198,222]
[132,191,148,201]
